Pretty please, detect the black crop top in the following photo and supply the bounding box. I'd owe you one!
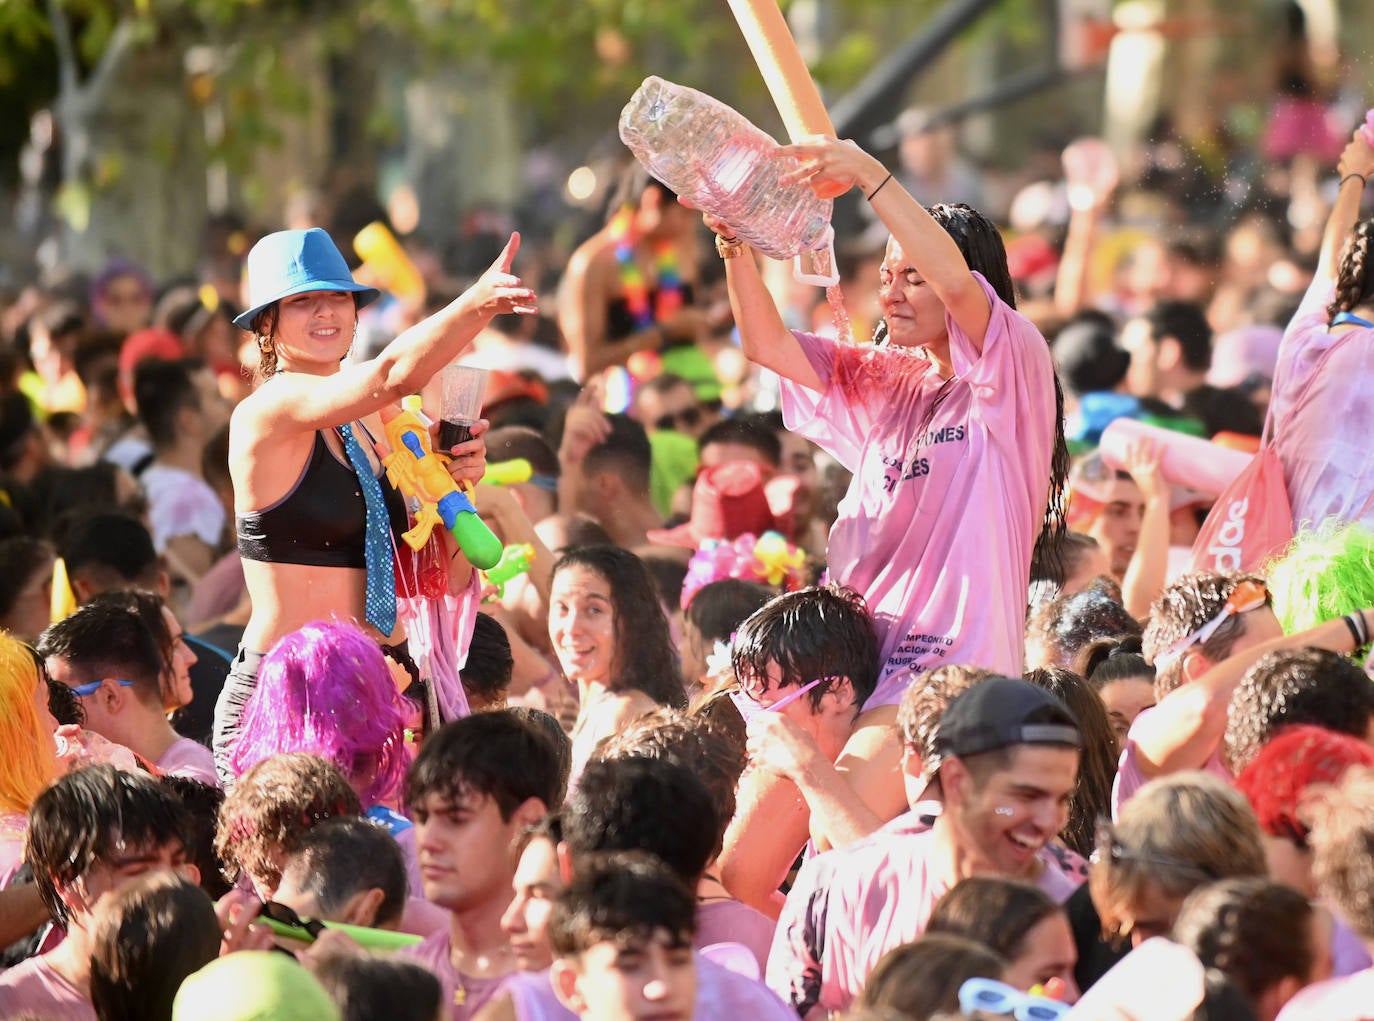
[605,282,697,342]
[237,429,409,568]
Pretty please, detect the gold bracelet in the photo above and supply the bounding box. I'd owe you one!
[716,233,746,259]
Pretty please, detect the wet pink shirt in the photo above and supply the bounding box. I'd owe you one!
[0,956,95,1020]
[156,737,219,787]
[1270,278,1374,531]
[501,953,795,1020]
[1110,706,1233,819]
[767,811,1080,1016]
[781,274,1056,706]
[402,930,509,1021]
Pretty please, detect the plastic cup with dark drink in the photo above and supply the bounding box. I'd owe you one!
[438,364,488,452]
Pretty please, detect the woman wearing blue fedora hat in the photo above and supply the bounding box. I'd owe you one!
[215,226,536,783]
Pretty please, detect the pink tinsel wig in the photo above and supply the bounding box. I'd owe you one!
[230,620,408,807]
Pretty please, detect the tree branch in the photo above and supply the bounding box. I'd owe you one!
[81,16,139,109]
[44,0,78,97]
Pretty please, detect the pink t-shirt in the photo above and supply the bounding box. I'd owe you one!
[767,812,1080,1016]
[1276,966,1374,1021]
[402,930,510,1020]
[695,898,777,976]
[156,737,220,787]
[501,953,795,1021]
[1270,277,1374,531]
[0,955,95,1020]
[780,273,1056,706]
[1110,706,1232,819]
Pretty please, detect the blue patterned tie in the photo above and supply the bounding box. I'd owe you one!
[338,423,397,634]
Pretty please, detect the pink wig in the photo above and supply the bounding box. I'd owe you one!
[230,621,408,807]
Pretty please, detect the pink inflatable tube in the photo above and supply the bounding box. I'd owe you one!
[1099,418,1251,499]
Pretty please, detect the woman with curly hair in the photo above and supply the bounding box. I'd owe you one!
[547,545,684,784]
[1270,124,1374,531]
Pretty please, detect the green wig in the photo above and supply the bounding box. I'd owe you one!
[1267,523,1374,636]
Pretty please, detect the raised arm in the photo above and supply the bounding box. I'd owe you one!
[1316,132,1374,284]
[699,211,823,391]
[1130,608,1373,777]
[779,137,992,351]
[251,234,535,433]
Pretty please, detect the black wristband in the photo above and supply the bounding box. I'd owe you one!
[866,172,894,202]
[1343,613,1368,651]
[1341,173,1367,189]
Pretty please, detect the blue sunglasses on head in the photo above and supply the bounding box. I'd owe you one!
[960,978,1070,1020]
[69,679,135,698]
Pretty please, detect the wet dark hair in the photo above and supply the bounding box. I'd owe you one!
[1024,666,1117,857]
[159,775,232,901]
[27,765,190,926]
[551,545,685,708]
[0,536,53,621]
[1143,572,1269,698]
[596,709,746,860]
[697,415,782,467]
[37,599,164,707]
[133,357,205,449]
[506,706,573,807]
[685,578,776,644]
[406,709,563,819]
[1222,647,1374,774]
[88,871,220,1021]
[1173,878,1316,1010]
[1327,218,1374,323]
[1028,581,1142,669]
[463,612,515,709]
[858,934,1005,1019]
[564,756,717,885]
[549,851,696,957]
[927,877,1062,962]
[1075,634,1154,690]
[313,953,444,1021]
[1052,311,1129,396]
[1144,301,1212,371]
[279,816,408,929]
[731,584,879,712]
[581,414,652,497]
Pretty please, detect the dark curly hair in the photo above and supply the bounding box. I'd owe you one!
[1142,572,1268,698]
[1327,218,1374,323]
[1172,878,1315,1008]
[551,545,685,709]
[1221,646,1374,774]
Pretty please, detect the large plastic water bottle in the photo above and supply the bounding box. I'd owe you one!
[619,76,838,286]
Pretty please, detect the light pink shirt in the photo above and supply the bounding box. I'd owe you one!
[695,899,777,976]
[1270,277,1374,531]
[780,274,1056,706]
[767,812,1080,1016]
[1277,966,1374,1021]
[1110,706,1232,820]
[0,956,96,1020]
[503,954,795,1021]
[401,930,509,1021]
[156,737,220,787]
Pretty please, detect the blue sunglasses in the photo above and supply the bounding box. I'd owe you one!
[960,978,1070,1020]
[69,679,135,698]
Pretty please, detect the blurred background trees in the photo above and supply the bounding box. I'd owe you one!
[0,0,1370,279]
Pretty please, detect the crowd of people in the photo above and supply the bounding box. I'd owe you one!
[0,40,1373,1021]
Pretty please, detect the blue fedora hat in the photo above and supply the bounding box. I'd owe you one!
[233,228,381,331]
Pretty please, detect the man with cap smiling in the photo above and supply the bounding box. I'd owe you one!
[765,676,1082,1017]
